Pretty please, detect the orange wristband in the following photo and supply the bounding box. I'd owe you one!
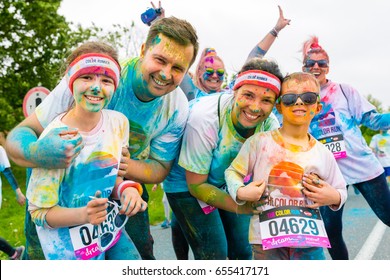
[117,180,143,198]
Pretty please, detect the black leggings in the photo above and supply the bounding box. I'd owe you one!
[320,172,390,259]
[0,237,16,257]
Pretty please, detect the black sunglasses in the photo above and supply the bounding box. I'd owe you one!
[304,59,328,68]
[278,92,319,106]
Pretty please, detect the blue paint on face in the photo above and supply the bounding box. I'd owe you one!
[151,35,161,46]
[159,70,167,80]
[202,72,211,81]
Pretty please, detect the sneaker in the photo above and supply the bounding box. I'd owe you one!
[10,246,25,260]
[161,219,170,229]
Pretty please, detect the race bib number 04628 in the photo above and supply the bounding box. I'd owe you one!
[259,206,330,250]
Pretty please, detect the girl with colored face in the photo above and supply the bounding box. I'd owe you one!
[301,36,390,260]
[72,73,115,114]
[26,42,146,260]
[62,51,121,130]
[225,72,347,260]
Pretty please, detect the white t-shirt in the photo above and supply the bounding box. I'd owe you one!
[370,133,390,168]
[309,81,384,184]
[225,129,347,244]
[0,146,11,171]
[0,146,11,209]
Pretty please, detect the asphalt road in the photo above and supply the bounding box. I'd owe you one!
[151,187,390,260]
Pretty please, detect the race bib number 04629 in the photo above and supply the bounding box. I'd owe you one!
[259,206,330,250]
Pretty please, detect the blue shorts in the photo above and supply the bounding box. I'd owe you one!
[252,244,326,260]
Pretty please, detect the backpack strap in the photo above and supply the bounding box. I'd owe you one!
[339,84,347,100]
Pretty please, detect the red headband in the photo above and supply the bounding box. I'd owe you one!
[233,70,281,97]
[66,53,120,94]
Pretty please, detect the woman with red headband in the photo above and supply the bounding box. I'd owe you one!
[26,42,146,260]
[163,58,283,260]
[302,36,390,259]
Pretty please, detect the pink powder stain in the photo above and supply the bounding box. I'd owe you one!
[204,57,214,63]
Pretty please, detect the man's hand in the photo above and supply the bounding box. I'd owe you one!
[29,127,83,169]
[118,146,130,177]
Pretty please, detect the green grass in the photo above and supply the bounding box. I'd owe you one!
[0,164,165,260]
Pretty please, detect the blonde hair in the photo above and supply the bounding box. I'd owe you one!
[282,72,320,94]
[193,48,225,93]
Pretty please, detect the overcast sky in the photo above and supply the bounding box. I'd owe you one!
[59,0,390,107]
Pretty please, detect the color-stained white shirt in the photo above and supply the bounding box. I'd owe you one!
[225,129,347,244]
[309,81,384,185]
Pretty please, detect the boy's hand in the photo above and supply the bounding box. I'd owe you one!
[302,173,341,208]
[237,180,266,202]
[118,146,130,177]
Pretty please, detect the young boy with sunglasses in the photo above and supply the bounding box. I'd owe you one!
[225,72,347,260]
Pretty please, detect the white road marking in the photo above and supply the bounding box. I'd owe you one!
[354,220,387,260]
